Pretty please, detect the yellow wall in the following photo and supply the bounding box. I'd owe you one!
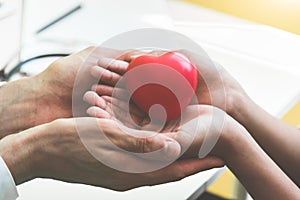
[184,0,300,35]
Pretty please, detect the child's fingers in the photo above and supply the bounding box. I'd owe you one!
[90,65,122,86]
[97,57,128,75]
[91,84,129,100]
[83,91,107,109]
[86,106,111,119]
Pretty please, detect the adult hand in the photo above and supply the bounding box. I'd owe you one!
[177,50,248,115]
[34,46,133,123]
[84,71,226,161]
[83,56,182,133]
[82,50,231,159]
[0,117,223,191]
[110,49,247,113]
[172,105,300,200]
[82,49,300,199]
[0,46,132,137]
[166,105,230,159]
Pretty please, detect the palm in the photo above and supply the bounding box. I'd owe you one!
[82,52,185,132]
[100,91,151,129]
[85,84,181,133]
[84,49,243,133]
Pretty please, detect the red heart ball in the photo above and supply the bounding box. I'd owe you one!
[125,52,198,122]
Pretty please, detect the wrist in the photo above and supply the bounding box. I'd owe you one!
[31,69,73,125]
[0,126,45,185]
[36,63,73,104]
[226,90,254,125]
[211,114,251,161]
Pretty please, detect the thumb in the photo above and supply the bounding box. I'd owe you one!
[111,122,182,162]
[134,133,182,162]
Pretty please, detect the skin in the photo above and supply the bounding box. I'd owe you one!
[86,50,300,199]
[183,50,300,190]
[2,46,299,198]
[0,46,136,137]
[0,47,92,137]
[181,106,300,200]
[0,117,224,190]
[0,46,224,192]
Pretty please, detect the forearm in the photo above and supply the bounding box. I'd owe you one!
[229,93,300,186]
[0,74,72,139]
[0,77,42,137]
[221,118,300,200]
[0,126,42,185]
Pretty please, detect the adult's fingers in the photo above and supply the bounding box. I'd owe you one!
[86,106,111,119]
[125,49,167,60]
[91,84,129,100]
[120,49,149,62]
[97,57,129,75]
[166,106,225,159]
[83,91,107,109]
[101,95,147,120]
[101,96,150,129]
[92,85,147,123]
[100,120,181,162]
[164,116,207,158]
[90,65,123,86]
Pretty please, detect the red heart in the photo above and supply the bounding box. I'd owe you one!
[125,52,198,122]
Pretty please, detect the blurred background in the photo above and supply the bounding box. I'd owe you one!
[1,0,300,199]
[184,0,300,35]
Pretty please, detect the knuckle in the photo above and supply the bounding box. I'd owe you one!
[111,72,118,83]
[115,62,123,71]
[106,70,114,82]
[136,137,147,153]
[136,137,153,153]
[144,137,155,152]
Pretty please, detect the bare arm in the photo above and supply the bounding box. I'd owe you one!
[222,113,300,199]
[181,50,300,187]
[0,47,92,137]
[83,49,300,198]
[0,46,132,138]
[172,106,300,199]
[229,93,300,186]
[0,77,47,137]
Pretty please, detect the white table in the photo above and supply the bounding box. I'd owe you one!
[16,0,300,199]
